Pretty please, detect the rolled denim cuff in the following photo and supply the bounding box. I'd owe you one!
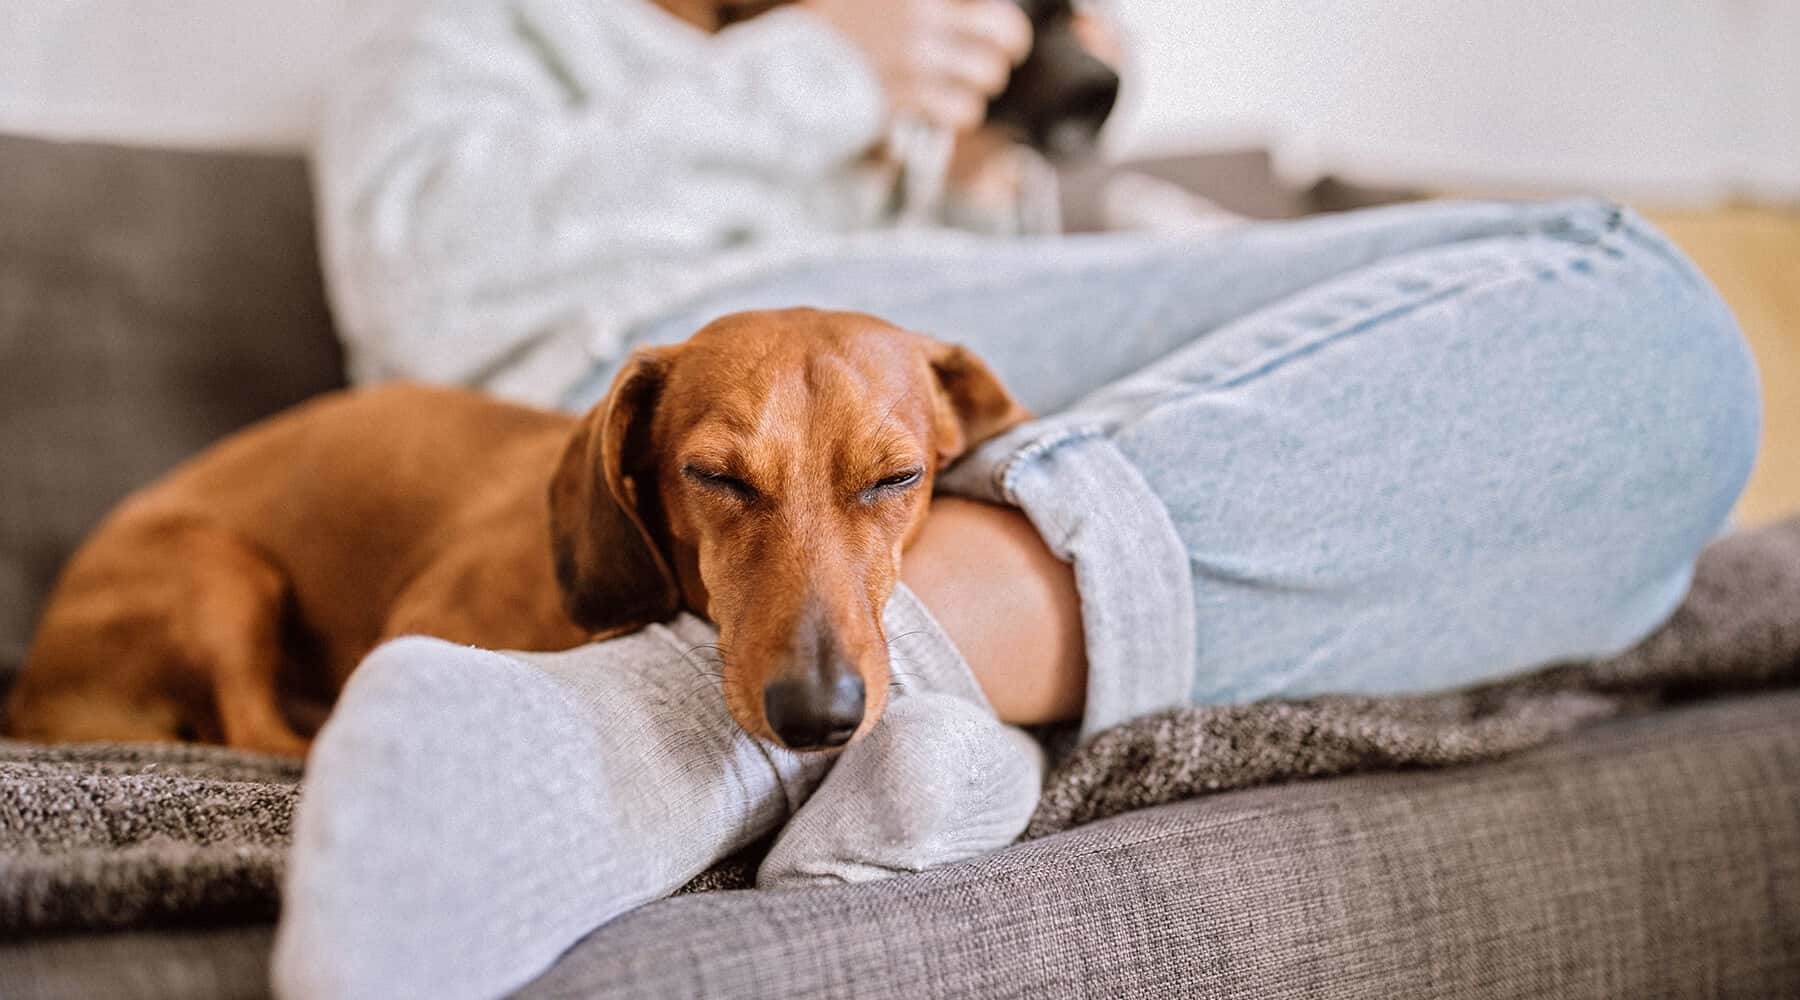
[940,423,1197,737]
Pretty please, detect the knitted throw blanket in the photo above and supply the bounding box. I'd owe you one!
[5,515,1797,934]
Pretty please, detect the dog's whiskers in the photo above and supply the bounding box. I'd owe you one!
[884,653,928,696]
[663,644,730,691]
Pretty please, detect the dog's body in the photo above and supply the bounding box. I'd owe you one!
[8,386,589,755]
[7,309,1023,756]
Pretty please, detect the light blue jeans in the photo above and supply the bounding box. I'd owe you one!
[570,199,1761,735]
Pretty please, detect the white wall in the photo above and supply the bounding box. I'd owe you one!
[0,0,348,150]
[1,0,1794,203]
[1106,0,1800,203]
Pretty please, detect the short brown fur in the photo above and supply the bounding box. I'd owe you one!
[6,309,1024,755]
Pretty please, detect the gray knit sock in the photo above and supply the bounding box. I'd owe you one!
[757,587,1045,888]
[271,617,831,1000]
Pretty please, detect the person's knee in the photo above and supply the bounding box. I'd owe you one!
[1609,215,1761,539]
[1676,299,1761,523]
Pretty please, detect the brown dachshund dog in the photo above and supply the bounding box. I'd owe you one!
[6,309,1025,756]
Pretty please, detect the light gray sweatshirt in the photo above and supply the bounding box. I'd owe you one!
[315,0,1059,406]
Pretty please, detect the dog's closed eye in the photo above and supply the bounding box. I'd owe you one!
[858,467,924,504]
[683,464,759,503]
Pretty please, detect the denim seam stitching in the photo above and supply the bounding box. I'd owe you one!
[989,424,1109,504]
[1137,252,1557,425]
[1211,280,1480,394]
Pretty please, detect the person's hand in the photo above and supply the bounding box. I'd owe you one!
[946,125,1025,205]
[943,5,1126,206]
[804,0,1033,132]
[1071,5,1123,69]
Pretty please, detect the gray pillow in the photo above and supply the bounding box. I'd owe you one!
[0,133,345,684]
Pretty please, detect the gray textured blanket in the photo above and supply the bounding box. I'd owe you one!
[5,515,1797,935]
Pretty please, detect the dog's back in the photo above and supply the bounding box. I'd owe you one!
[6,384,585,754]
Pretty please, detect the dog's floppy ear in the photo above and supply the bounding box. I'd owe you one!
[548,348,682,635]
[925,340,1030,465]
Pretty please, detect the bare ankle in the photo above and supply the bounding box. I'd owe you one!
[901,497,1087,724]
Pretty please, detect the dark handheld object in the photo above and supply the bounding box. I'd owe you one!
[987,0,1121,160]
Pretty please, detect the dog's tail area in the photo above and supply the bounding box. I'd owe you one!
[6,520,310,757]
[4,677,195,744]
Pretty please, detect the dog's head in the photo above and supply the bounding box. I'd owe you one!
[549,308,1026,750]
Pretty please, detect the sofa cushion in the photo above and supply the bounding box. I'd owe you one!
[0,134,345,683]
[520,690,1800,999]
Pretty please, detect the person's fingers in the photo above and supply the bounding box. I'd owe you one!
[911,83,987,132]
[1070,9,1124,68]
[808,0,1033,129]
[927,37,1014,99]
[949,0,1034,66]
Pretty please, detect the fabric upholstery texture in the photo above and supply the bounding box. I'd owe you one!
[3,691,1796,999]
[522,691,1800,1000]
[0,740,300,931]
[0,926,277,1000]
[0,133,345,684]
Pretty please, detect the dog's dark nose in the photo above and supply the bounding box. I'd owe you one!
[764,672,865,750]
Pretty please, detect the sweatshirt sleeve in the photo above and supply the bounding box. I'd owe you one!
[314,0,887,391]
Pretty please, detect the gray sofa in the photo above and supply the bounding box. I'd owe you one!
[2,133,1796,999]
